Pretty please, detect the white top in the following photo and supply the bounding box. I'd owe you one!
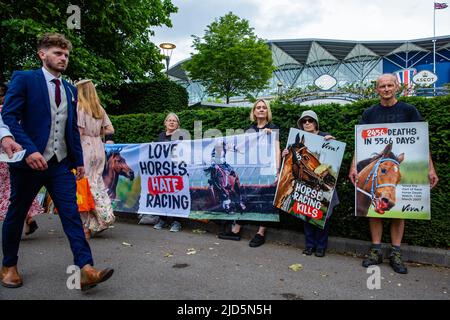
[0,114,12,141]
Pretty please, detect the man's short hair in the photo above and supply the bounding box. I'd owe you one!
[37,33,73,51]
[376,73,399,88]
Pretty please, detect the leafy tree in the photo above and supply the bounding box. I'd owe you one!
[338,81,379,99]
[0,0,177,103]
[183,12,274,104]
[274,84,323,105]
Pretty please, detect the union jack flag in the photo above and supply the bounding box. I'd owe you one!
[395,69,417,96]
[434,2,448,9]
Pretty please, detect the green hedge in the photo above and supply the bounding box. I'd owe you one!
[107,80,189,115]
[109,96,450,248]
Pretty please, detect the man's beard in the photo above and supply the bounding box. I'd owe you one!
[46,59,67,72]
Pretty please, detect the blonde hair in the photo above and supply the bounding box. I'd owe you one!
[76,79,104,119]
[164,112,180,129]
[250,99,272,122]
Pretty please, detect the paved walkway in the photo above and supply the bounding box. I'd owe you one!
[0,215,448,300]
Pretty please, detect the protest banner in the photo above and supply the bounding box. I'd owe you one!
[104,131,279,222]
[274,128,346,229]
[355,122,430,220]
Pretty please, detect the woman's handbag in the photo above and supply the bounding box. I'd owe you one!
[76,177,96,212]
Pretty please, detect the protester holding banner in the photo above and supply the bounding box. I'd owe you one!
[0,89,43,235]
[151,112,184,232]
[219,99,280,248]
[76,79,115,239]
[281,110,339,257]
[348,73,439,274]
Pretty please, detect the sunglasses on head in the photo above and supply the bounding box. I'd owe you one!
[301,118,315,124]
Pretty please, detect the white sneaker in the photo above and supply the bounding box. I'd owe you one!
[169,221,182,232]
[139,215,160,225]
[154,220,167,230]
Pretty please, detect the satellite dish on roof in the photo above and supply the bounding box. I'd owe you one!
[314,74,337,90]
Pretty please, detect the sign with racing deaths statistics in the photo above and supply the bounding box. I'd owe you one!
[355,122,430,220]
[274,128,346,229]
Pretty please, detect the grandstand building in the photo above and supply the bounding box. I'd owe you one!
[167,36,450,105]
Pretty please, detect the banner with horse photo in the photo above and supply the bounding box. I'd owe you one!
[355,122,430,220]
[274,128,346,229]
[103,131,279,222]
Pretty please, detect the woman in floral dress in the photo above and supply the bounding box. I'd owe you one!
[76,79,115,239]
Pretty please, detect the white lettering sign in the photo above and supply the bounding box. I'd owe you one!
[413,70,438,86]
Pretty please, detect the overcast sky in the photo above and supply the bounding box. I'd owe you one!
[150,0,450,66]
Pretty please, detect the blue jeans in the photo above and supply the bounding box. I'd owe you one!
[304,220,330,250]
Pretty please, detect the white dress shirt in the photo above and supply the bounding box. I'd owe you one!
[0,114,12,141]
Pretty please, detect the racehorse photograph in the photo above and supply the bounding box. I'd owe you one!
[274,133,336,210]
[203,162,246,214]
[273,129,345,229]
[356,143,404,217]
[102,148,135,200]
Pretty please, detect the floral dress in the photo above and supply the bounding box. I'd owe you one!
[0,162,45,221]
[77,108,115,233]
[0,105,44,221]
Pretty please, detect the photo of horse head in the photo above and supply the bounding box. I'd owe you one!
[356,143,404,216]
[102,148,135,200]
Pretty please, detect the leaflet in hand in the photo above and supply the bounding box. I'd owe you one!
[0,149,26,163]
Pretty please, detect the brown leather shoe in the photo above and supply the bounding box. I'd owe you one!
[80,265,114,291]
[1,266,23,288]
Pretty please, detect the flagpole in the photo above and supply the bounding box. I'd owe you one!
[433,0,437,95]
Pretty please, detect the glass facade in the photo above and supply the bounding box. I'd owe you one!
[168,37,450,105]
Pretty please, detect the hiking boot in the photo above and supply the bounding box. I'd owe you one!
[302,247,314,255]
[389,249,408,274]
[169,221,182,232]
[362,248,383,268]
[153,220,167,230]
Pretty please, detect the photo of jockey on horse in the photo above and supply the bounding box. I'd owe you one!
[203,138,246,213]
